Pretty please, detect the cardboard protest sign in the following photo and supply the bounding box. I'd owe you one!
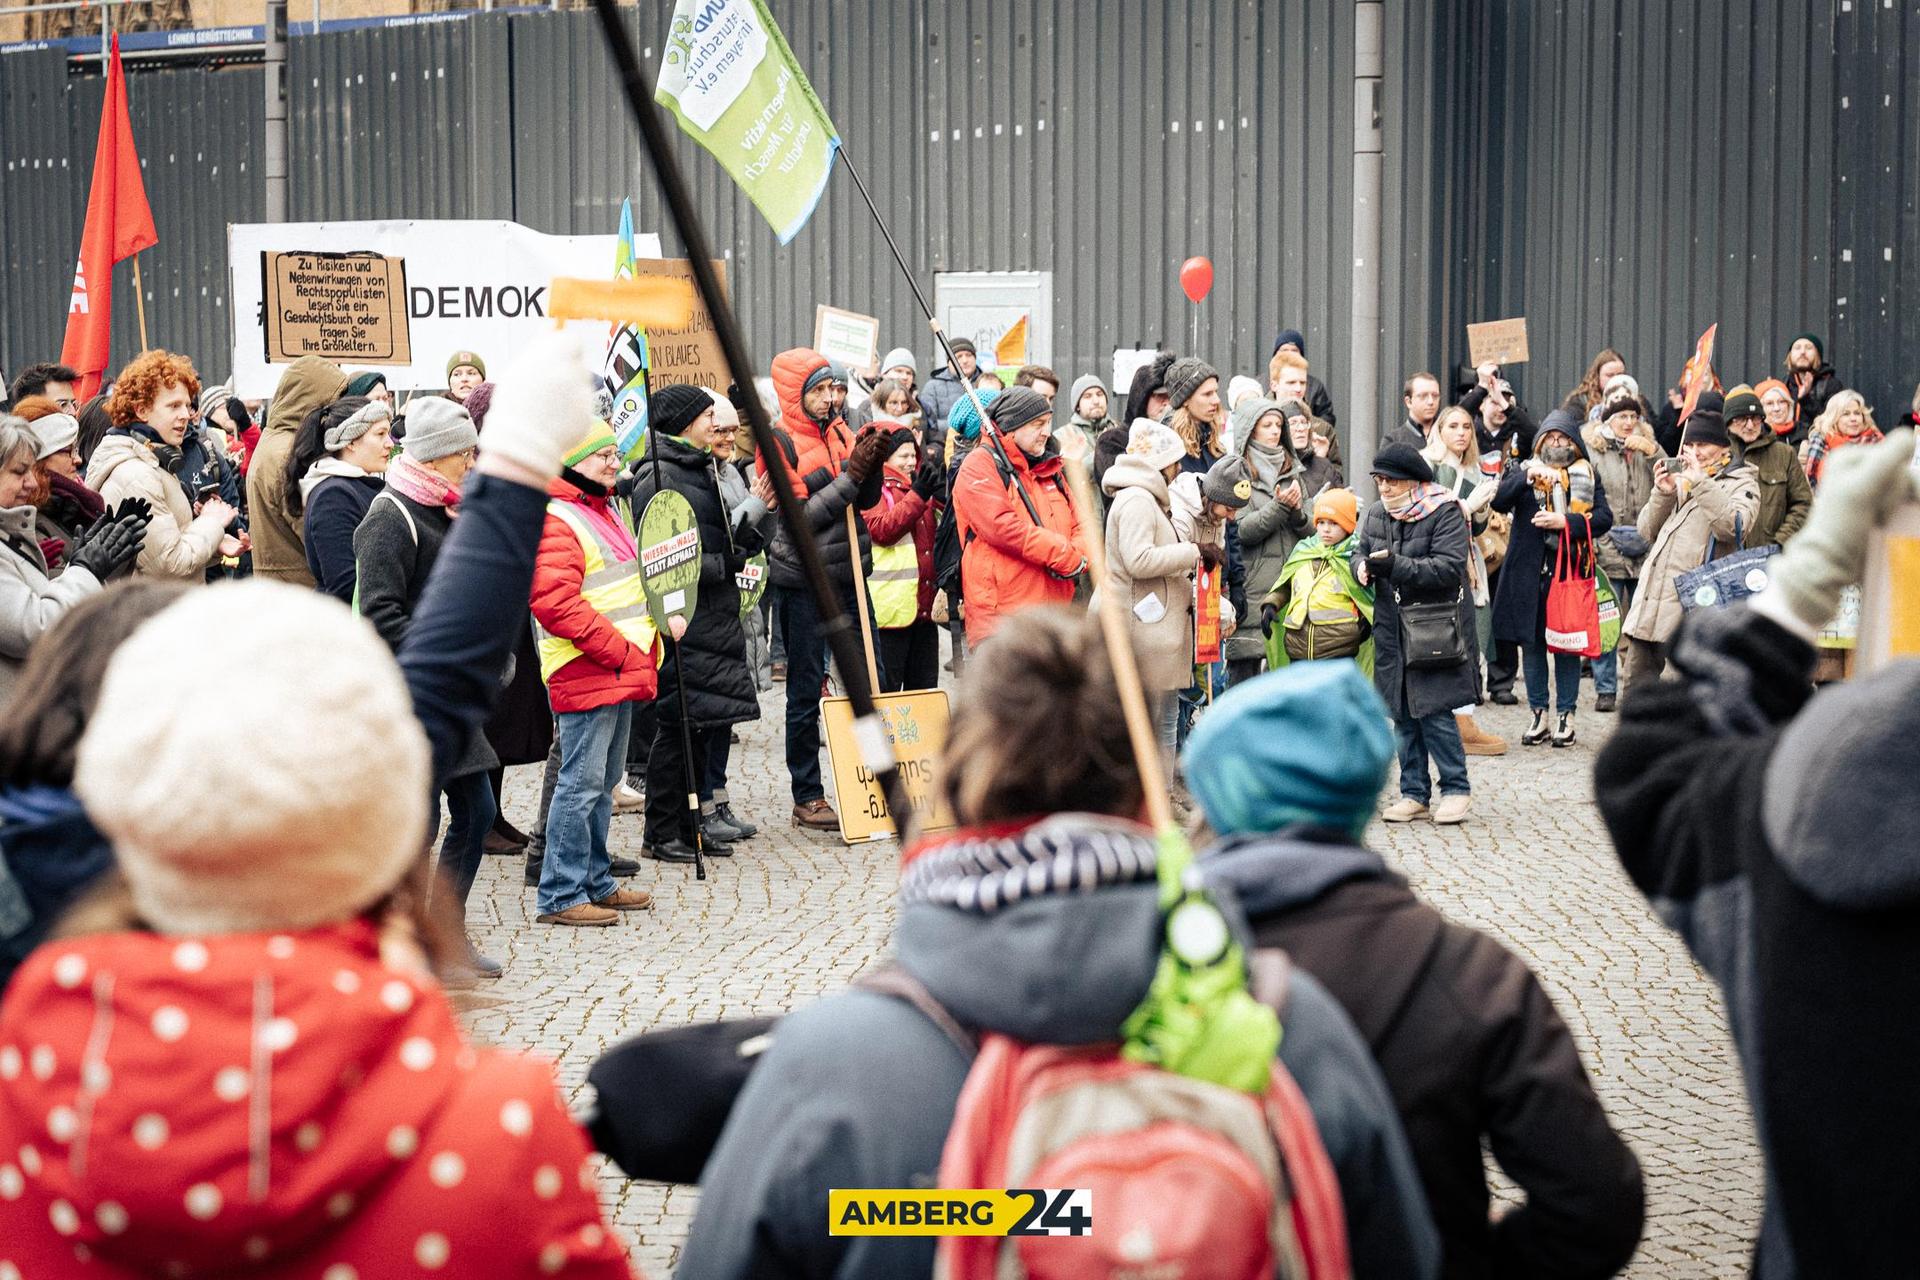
[637,490,702,631]
[630,258,730,390]
[1466,317,1529,367]
[1195,563,1223,664]
[1857,508,1920,673]
[263,251,411,366]
[821,691,957,843]
[813,305,880,374]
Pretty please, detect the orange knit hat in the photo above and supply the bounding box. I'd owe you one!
[1312,487,1358,534]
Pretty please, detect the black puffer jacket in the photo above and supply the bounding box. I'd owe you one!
[629,435,764,728]
[1352,497,1478,719]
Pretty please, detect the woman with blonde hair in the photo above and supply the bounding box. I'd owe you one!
[1423,405,1505,755]
[1801,390,1883,488]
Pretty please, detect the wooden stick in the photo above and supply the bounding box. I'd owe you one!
[845,505,882,695]
[131,252,149,351]
[1061,452,1174,831]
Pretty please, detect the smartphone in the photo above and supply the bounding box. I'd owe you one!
[196,481,220,501]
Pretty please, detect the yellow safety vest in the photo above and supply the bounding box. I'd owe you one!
[532,499,659,683]
[870,534,920,628]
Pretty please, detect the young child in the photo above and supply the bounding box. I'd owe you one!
[1263,488,1374,672]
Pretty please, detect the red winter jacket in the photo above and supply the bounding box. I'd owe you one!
[0,921,638,1279]
[756,348,875,593]
[862,466,938,624]
[530,476,659,714]
[952,438,1085,644]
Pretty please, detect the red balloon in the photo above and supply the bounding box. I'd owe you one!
[1179,256,1214,303]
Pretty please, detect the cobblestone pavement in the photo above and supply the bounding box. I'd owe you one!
[463,674,1760,1278]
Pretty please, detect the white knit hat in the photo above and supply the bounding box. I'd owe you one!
[1227,375,1264,412]
[1126,417,1186,471]
[74,581,429,936]
[706,387,741,427]
[30,412,79,460]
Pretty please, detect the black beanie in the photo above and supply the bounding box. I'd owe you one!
[985,385,1052,434]
[651,384,713,440]
[1681,410,1730,447]
[1368,441,1434,483]
[1789,331,1825,362]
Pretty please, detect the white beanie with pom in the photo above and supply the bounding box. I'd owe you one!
[74,580,429,936]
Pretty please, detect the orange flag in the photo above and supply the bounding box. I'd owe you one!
[1678,323,1719,424]
[994,315,1029,368]
[60,36,158,400]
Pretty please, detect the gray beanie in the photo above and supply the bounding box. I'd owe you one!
[399,397,476,462]
[985,385,1053,434]
[1165,358,1219,410]
[322,400,393,452]
[1070,374,1108,418]
[197,382,232,419]
[879,347,917,381]
[1202,456,1254,510]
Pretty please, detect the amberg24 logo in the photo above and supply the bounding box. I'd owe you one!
[829,1188,1093,1237]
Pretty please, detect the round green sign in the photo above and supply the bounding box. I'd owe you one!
[638,489,702,632]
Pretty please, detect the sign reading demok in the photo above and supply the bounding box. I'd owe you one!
[228,220,663,397]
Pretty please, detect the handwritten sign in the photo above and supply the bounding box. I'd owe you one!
[262,251,411,365]
[821,691,957,843]
[631,258,730,389]
[1466,317,1530,368]
[813,305,881,374]
[1195,563,1223,664]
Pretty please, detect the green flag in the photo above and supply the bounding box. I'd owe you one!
[656,0,840,245]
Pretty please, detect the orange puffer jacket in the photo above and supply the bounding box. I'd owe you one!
[758,348,875,591]
[952,437,1084,644]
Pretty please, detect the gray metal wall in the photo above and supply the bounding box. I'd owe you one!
[3,1,1914,432]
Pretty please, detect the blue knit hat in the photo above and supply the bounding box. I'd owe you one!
[1182,661,1394,839]
[948,385,1001,441]
[1273,328,1307,357]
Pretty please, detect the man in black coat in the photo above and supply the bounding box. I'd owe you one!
[1351,443,1478,825]
[1596,430,1920,1279]
[628,384,766,863]
[1782,332,1844,446]
[1187,660,1645,1280]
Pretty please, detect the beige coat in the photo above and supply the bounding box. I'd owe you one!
[84,433,228,580]
[247,356,348,585]
[1622,463,1760,644]
[1100,455,1201,692]
[0,506,102,698]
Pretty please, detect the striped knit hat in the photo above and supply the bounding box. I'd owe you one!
[563,421,617,467]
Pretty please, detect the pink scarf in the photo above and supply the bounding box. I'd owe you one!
[1387,481,1456,523]
[383,453,462,510]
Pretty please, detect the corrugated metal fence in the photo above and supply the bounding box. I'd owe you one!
[1,1,1911,427]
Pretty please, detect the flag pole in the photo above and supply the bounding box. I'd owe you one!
[584,0,917,840]
[131,252,149,351]
[843,507,881,692]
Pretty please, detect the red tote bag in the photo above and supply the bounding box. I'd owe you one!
[1544,528,1602,658]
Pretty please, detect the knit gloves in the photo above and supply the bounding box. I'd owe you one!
[845,428,893,484]
[476,331,598,480]
[1754,428,1916,640]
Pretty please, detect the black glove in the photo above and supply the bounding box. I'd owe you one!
[107,495,153,527]
[845,428,892,484]
[1197,541,1226,573]
[1368,549,1396,581]
[69,515,146,581]
[1260,602,1278,638]
[911,454,943,500]
[224,397,253,434]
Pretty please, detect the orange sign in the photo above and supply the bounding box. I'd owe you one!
[1195,563,1223,664]
[1679,323,1720,423]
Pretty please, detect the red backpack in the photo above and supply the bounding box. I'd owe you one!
[871,957,1350,1280]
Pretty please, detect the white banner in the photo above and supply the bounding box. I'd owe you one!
[227,220,663,398]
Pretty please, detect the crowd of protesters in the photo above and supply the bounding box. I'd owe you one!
[0,313,1908,1279]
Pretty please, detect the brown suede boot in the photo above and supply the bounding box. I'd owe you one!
[1455,712,1508,756]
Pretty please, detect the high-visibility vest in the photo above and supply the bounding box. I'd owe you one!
[869,534,920,628]
[533,499,658,683]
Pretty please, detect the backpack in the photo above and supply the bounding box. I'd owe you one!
[869,956,1350,1280]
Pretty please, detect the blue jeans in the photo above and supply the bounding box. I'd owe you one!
[1522,641,1583,713]
[538,702,632,915]
[1591,577,1634,695]
[1394,711,1470,806]
[430,769,497,916]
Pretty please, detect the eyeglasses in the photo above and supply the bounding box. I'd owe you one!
[54,397,79,412]
[587,446,621,464]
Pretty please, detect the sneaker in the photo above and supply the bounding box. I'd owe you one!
[645,839,700,864]
[612,779,646,813]
[1432,794,1472,825]
[1595,692,1617,713]
[535,903,619,926]
[1380,798,1430,823]
[771,662,787,682]
[715,802,758,840]
[702,811,748,844]
[1521,709,1551,745]
[609,855,640,877]
[593,887,655,912]
[1551,711,1577,748]
[1490,688,1520,706]
[791,798,838,830]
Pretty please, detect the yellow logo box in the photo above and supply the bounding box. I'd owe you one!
[829,1189,1093,1237]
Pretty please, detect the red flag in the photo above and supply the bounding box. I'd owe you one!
[1677,323,1720,424]
[59,36,158,401]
